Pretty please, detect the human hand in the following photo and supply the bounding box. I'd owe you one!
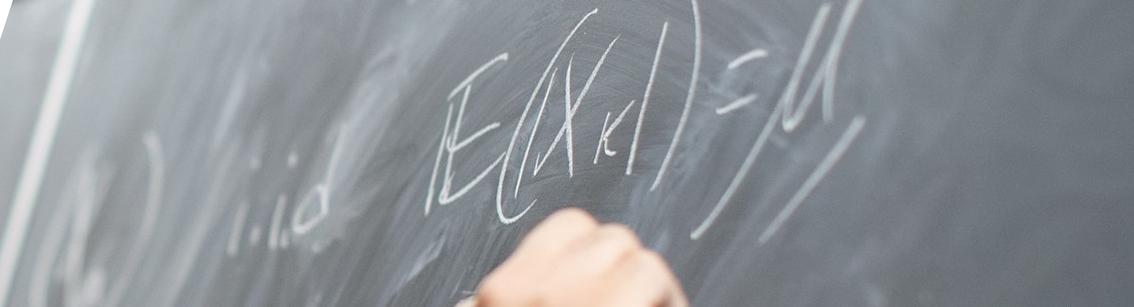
[459,208,688,307]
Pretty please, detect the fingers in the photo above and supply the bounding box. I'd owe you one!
[600,250,689,307]
[477,208,600,307]
[553,224,642,278]
[488,208,597,287]
[474,208,686,307]
[508,208,598,265]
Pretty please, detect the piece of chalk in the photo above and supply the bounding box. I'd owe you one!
[454,296,477,307]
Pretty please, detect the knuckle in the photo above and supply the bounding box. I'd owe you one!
[478,274,522,305]
[637,250,667,268]
[528,289,554,307]
[600,224,641,249]
[549,208,597,227]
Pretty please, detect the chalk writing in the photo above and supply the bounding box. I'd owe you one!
[691,0,867,239]
[594,100,636,163]
[493,9,598,224]
[627,20,669,175]
[759,116,865,244]
[652,0,703,191]
[715,94,759,115]
[727,48,769,70]
[411,1,871,240]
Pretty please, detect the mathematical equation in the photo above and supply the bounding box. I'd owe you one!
[28,4,873,305]
[423,0,869,241]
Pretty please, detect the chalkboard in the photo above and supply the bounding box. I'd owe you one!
[1,0,1133,306]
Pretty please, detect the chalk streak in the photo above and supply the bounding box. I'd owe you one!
[496,9,597,224]
[628,21,668,175]
[441,57,507,203]
[782,0,865,130]
[424,104,454,216]
[268,195,286,250]
[601,100,636,157]
[594,101,639,163]
[515,67,557,197]
[573,36,620,115]
[822,0,866,122]
[449,122,500,152]
[0,0,96,304]
[563,55,576,177]
[499,199,536,225]
[226,203,249,256]
[450,85,471,148]
[594,112,612,164]
[447,53,508,100]
[62,161,102,307]
[155,148,236,306]
[0,0,9,41]
[652,0,701,191]
[248,225,262,246]
[715,93,759,115]
[104,133,165,306]
[759,116,865,244]
[779,3,832,132]
[439,153,505,205]
[726,48,768,70]
[536,36,620,178]
[28,177,74,307]
[690,103,784,240]
[287,151,299,168]
[528,56,571,177]
[292,185,328,235]
[324,123,349,185]
[211,69,248,151]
